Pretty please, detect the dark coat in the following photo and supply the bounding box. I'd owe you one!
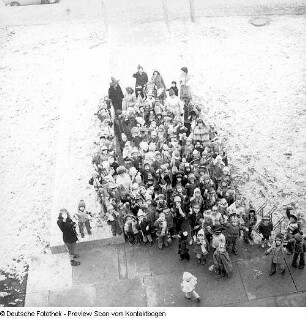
[133,71,148,87]
[108,84,124,111]
[57,217,78,244]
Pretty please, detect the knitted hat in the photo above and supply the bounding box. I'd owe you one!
[110,77,119,86]
[181,67,188,73]
[78,200,85,209]
[182,272,192,281]
[275,233,284,241]
[117,166,126,175]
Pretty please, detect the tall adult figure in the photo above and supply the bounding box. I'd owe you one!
[57,208,80,266]
[108,77,124,114]
[151,70,167,102]
[133,65,148,98]
[180,67,192,101]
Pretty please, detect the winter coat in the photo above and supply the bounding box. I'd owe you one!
[258,221,273,237]
[75,209,90,223]
[178,238,189,254]
[57,217,78,244]
[133,71,148,88]
[213,249,233,276]
[266,243,286,265]
[164,211,174,228]
[181,274,197,293]
[108,85,124,111]
[180,73,191,99]
[138,217,153,236]
[211,233,226,249]
[152,73,166,90]
[116,173,132,192]
[193,237,209,256]
[154,219,167,236]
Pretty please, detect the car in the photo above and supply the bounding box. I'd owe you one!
[3,0,59,6]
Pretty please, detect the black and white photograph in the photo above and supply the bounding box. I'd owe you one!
[0,0,305,312]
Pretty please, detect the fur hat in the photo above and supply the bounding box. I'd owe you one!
[182,272,193,281]
[78,200,85,209]
[181,67,188,73]
[110,77,119,86]
[275,233,284,241]
[117,166,126,175]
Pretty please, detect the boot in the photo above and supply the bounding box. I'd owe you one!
[70,260,81,266]
[298,265,304,269]
[268,271,276,276]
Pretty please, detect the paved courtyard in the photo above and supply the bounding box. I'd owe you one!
[25,238,306,307]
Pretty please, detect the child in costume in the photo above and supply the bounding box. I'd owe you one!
[194,228,209,265]
[180,272,201,302]
[258,216,273,248]
[213,242,233,277]
[154,213,168,249]
[291,231,305,269]
[74,200,92,238]
[106,204,122,237]
[178,231,190,261]
[265,233,286,276]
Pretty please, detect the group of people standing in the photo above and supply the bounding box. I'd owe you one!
[57,65,304,289]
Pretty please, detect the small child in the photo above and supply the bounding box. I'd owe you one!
[212,242,233,277]
[75,200,92,238]
[292,231,305,269]
[106,204,122,237]
[265,233,286,276]
[178,231,190,261]
[168,81,178,96]
[258,216,273,248]
[180,272,201,302]
[193,228,209,265]
[154,213,168,249]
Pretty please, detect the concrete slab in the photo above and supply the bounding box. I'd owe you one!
[95,278,146,307]
[275,291,306,307]
[48,285,96,307]
[147,240,189,276]
[125,245,152,278]
[237,256,297,301]
[50,227,125,254]
[284,255,306,292]
[144,262,247,307]
[144,272,192,307]
[225,297,276,307]
[25,291,49,307]
[188,262,248,306]
[26,254,72,293]
[72,247,119,285]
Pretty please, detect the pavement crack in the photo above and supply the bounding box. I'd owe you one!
[283,257,298,292]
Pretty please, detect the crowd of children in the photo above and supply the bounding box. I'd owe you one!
[85,65,306,276]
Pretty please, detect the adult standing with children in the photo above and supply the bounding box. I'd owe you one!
[133,65,148,98]
[57,208,80,266]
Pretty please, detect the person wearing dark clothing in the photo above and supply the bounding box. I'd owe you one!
[178,231,190,261]
[108,77,124,113]
[167,81,178,96]
[133,65,148,98]
[57,209,80,266]
[292,232,305,269]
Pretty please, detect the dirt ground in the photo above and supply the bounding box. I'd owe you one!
[0,0,305,306]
